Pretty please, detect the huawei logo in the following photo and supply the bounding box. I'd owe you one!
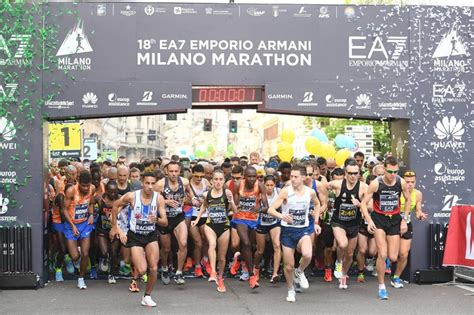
[434,116,464,141]
[356,93,371,108]
[82,92,98,105]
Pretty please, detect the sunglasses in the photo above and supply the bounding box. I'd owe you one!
[232,176,241,180]
[404,171,416,177]
[346,172,359,176]
[386,169,399,174]
[306,173,314,177]
[193,175,203,179]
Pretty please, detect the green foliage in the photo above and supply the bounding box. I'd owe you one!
[303,116,391,155]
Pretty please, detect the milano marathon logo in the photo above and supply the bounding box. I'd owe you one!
[56,19,93,71]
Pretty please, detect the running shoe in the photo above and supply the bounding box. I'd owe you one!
[217,277,226,293]
[142,274,148,283]
[249,275,259,289]
[366,258,375,272]
[184,257,193,272]
[161,270,171,285]
[294,282,302,293]
[378,288,389,300]
[372,269,378,277]
[334,260,343,279]
[338,277,348,289]
[65,255,75,274]
[208,272,217,283]
[357,273,365,283]
[119,263,131,276]
[324,268,333,282]
[253,267,260,282]
[99,258,109,273]
[194,266,204,278]
[73,257,81,270]
[270,274,280,284]
[385,259,391,275]
[90,266,98,279]
[286,289,296,303]
[239,271,249,281]
[108,275,117,284]
[202,258,212,276]
[390,276,404,288]
[141,295,157,307]
[55,268,64,282]
[230,252,241,276]
[295,269,309,289]
[129,279,140,293]
[174,273,186,285]
[77,278,87,289]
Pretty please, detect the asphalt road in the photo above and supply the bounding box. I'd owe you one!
[0,276,472,314]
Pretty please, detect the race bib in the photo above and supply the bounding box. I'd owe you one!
[208,206,227,224]
[289,208,307,227]
[74,204,88,221]
[166,206,183,218]
[338,203,357,221]
[380,194,399,212]
[135,219,155,235]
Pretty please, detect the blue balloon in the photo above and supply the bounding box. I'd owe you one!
[311,128,329,143]
[180,149,187,155]
[345,136,357,149]
[335,134,346,148]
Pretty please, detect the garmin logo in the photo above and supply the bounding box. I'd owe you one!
[162,93,187,99]
[268,94,293,100]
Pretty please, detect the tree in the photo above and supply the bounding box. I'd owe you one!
[303,117,391,156]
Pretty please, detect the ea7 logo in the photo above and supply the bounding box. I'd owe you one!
[0,34,32,66]
[349,36,407,60]
[442,194,460,211]
[0,83,18,99]
[432,83,466,99]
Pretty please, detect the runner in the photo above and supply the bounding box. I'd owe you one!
[268,165,322,302]
[328,159,368,289]
[189,164,211,277]
[192,170,237,293]
[232,166,269,289]
[63,170,96,289]
[110,172,167,307]
[95,180,121,284]
[391,170,427,288]
[356,174,379,282]
[277,162,292,188]
[254,175,282,284]
[117,166,131,196]
[360,156,420,300]
[155,161,192,285]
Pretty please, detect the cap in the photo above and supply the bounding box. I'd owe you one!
[367,156,379,166]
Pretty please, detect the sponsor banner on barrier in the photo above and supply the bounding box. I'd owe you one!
[264,82,410,119]
[443,205,474,268]
[43,4,410,86]
[43,81,191,119]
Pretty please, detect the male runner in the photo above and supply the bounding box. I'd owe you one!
[328,159,368,289]
[155,161,192,285]
[268,165,321,302]
[63,170,96,289]
[110,172,167,307]
[232,166,269,289]
[391,170,427,288]
[360,156,420,300]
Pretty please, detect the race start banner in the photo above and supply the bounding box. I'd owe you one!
[0,3,472,283]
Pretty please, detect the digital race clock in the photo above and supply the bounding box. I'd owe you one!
[192,86,263,106]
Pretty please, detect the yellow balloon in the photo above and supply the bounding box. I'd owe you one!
[326,145,336,159]
[280,129,295,144]
[304,137,321,155]
[336,149,352,166]
[320,143,336,159]
[277,142,294,162]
